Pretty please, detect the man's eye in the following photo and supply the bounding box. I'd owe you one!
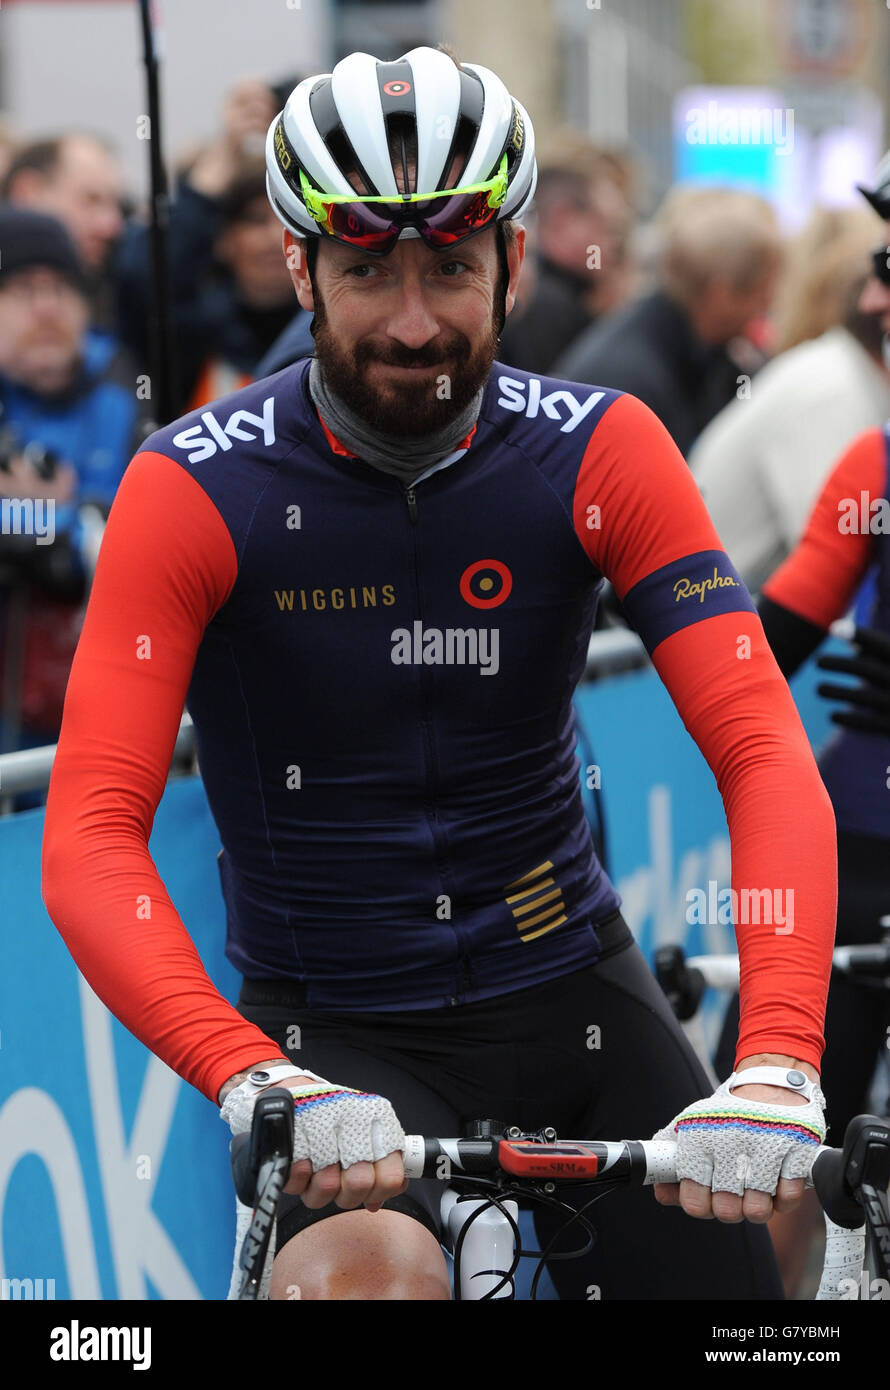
[346,263,375,278]
[439,261,468,276]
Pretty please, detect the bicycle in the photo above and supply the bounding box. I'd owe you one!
[229,1091,890,1301]
[654,933,890,1111]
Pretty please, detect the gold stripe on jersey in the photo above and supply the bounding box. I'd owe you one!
[504,860,567,943]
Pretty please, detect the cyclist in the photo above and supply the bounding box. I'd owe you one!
[43,44,835,1301]
[707,166,890,1293]
[757,344,890,1294]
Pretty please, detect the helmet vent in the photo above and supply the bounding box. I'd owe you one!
[324,126,377,197]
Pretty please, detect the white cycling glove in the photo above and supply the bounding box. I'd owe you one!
[652,1067,826,1196]
[220,1068,406,1300]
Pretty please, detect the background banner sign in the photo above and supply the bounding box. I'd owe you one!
[0,655,835,1299]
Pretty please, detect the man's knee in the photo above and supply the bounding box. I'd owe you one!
[269,1208,451,1301]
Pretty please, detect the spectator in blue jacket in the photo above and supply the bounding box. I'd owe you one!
[0,207,147,788]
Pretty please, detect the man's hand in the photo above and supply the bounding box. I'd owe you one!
[188,79,279,198]
[252,1071,409,1213]
[219,1062,408,1214]
[0,452,77,503]
[653,1053,822,1222]
[282,1148,408,1214]
[221,79,279,160]
[816,624,890,735]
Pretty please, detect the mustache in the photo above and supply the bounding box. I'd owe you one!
[356,341,465,369]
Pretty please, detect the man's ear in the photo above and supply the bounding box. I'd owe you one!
[283,229,314,312]
[4,168,48,206]
[503,224,526,318]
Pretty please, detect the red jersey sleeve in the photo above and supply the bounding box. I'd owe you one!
[573,393,836,1072]
[762,427,885,627]
[41,451,291,1103]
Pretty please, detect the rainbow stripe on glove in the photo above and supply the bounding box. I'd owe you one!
[291,1085,374,1115]
[675,1108,823,1146]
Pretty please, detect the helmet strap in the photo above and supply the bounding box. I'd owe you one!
[494,220,510,341]
[304,235,321,336]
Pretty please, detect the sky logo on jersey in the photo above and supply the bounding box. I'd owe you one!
[496,376,604,433]
[171,397,276,463]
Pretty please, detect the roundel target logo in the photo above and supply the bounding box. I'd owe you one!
[383,79,411,96]
[459,559,513,609]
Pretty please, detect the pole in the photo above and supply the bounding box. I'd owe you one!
[137,0,175,426]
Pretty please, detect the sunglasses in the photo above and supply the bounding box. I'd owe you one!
[297,152,509,254]
[872,245,890,286]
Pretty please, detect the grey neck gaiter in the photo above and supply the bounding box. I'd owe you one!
[308,356,483,484]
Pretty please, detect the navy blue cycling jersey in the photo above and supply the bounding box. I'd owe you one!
[161,360,624,1005]
[43,355,838,1101]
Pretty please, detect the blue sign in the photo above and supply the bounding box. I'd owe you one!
[0,651,838,1300]
[673,85,790,194]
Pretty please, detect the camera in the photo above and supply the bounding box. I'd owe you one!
[0,422,61,481]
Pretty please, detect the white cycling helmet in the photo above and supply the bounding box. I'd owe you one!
[265,45,537,252]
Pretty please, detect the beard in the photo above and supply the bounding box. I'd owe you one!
[309,279,504,438]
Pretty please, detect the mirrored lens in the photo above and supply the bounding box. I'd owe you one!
[419,190,500,248]
[326,201,400,252]
[317,187,499,253]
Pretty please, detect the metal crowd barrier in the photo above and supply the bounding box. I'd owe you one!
[0,628,647,807]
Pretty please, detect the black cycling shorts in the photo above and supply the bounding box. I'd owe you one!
[235,911,783,1300]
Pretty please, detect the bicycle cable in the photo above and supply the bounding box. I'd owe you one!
[526,1182,623,1300]
[449,1176,623,1300]
[450,1180,523,1300]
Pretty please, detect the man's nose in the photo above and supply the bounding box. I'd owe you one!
[858,275,890,315]
[32,297,66,323]
[385,279,440,349]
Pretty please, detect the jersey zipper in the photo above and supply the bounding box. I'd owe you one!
[401,480,469,1003]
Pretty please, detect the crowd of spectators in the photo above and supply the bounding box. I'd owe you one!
[689,206,889,590]
[555,185,783,454]
[0,77,310,791]
[1,69,888,803]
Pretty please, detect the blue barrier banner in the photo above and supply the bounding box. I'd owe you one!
[0,647,838,1300]
[574,646,836,964]
[1,778,237,1300]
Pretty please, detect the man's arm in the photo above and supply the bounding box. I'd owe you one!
[573,391,837,1074]
[758,426,885,677]
[41,449,297,1104]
